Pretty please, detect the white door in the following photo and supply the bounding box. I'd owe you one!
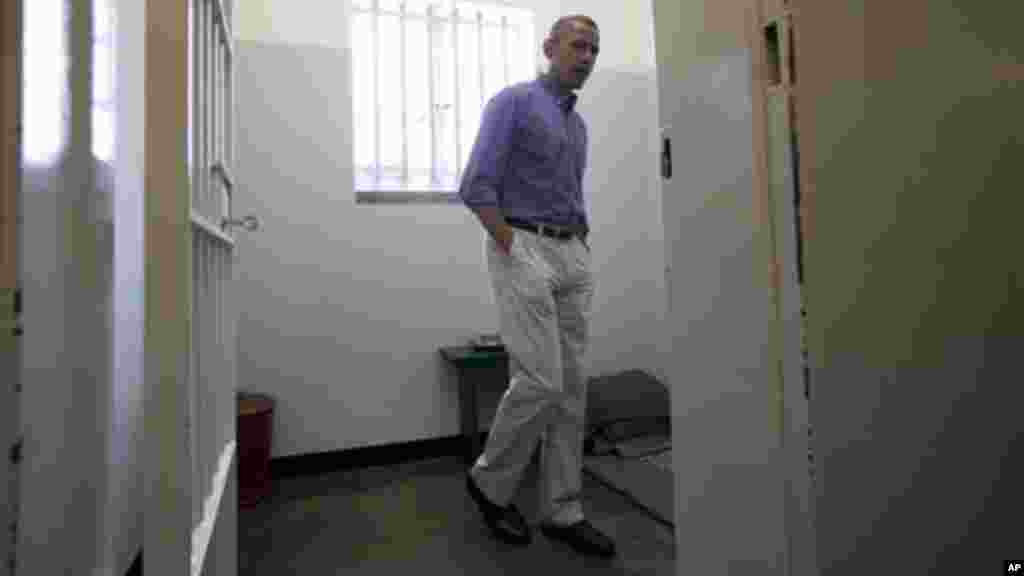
[188,0,247,574]
[145,1,248,574]
[652,0,794,573]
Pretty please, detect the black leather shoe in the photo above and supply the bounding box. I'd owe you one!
[540,520,616,558]
[465,474,532,546]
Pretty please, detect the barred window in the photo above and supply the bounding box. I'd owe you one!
[351,0,535,202]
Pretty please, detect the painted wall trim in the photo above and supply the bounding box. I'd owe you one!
[355,190,461,205]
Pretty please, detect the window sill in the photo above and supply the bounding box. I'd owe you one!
[355,190,463,205]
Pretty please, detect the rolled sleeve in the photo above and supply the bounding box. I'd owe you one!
[458,87,519,208]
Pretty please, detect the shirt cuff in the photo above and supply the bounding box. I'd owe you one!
[459,185,500,207]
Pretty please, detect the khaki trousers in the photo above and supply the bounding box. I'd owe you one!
[469,228,594,526]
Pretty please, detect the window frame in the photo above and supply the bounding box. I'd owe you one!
[350,0,535,205]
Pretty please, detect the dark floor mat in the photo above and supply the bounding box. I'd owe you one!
[583,438,674,528]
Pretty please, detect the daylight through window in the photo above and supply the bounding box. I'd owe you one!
[351,0,535,194]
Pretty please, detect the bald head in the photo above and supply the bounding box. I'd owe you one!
[543,15,600,92]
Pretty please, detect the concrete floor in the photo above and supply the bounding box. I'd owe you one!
[238,455,676,575]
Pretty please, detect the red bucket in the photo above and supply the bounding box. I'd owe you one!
[237,392,275,508]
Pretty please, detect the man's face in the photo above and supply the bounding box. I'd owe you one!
[545,19,600,91]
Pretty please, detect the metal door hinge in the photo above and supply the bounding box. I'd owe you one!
[661,135,673,180]
[9,438,22,464]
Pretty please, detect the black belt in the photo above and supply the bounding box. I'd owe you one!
[506,217,584,241]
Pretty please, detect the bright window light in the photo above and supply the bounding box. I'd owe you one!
[93,0,116,162]
[23,0,116,165]
[23,0,66,165]
[351,0,535,193]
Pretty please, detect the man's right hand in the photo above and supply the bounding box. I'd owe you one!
[495,225,516,255]
[472,206,516,255]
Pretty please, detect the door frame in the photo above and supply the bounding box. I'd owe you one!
[748,2,817,575]
[145,1,242,573]
[1,1,21,574]
[144,0,194,572]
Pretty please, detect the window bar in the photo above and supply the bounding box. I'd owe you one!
[476,11,485,115]
[200,0,208,218]
[214,245,224,483]
[372,0,382,184]
[221,42,228,221]
[400,2,408,186]
[224,12,230,168]
[214,0,234,63]
[209,6,217,220]
[189,229,200,528]
[203,238,213,497]
[191,0,202,211]
[222,50,230,181]
[207,242,215,496]
[213,33,220,221]
[225,253,236,414]
[451,5,462,184]
[197,0,208,219]
[206,0,215,218]
[220,35,226,171]
[217,8,224,218]
[501,15,509,86]
[197,0,206,218]
[426,5,438,186]
[219,43,228,222]
[197,236,208,514]
[187,229,194,526]
[199,232,208,527]
[225,49,234,222]
[230,54,236,171]
[212,24,221,219]
[214,10,221,218]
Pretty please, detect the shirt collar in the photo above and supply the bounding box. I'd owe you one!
[538,74,578,113]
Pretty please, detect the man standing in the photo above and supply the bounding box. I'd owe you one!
[457,14,615,558]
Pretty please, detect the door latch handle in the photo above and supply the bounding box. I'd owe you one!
[9,438,22,464]
[661,135,673,180]
[222,215,261,232]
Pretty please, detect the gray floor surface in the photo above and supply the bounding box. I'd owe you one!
[238,455,676,575]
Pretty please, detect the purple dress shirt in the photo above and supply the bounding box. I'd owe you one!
[458,75,589,236]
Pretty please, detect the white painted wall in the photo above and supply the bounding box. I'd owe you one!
[233,0,667,457]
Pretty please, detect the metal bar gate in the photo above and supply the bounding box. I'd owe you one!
[188,0,239,573]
